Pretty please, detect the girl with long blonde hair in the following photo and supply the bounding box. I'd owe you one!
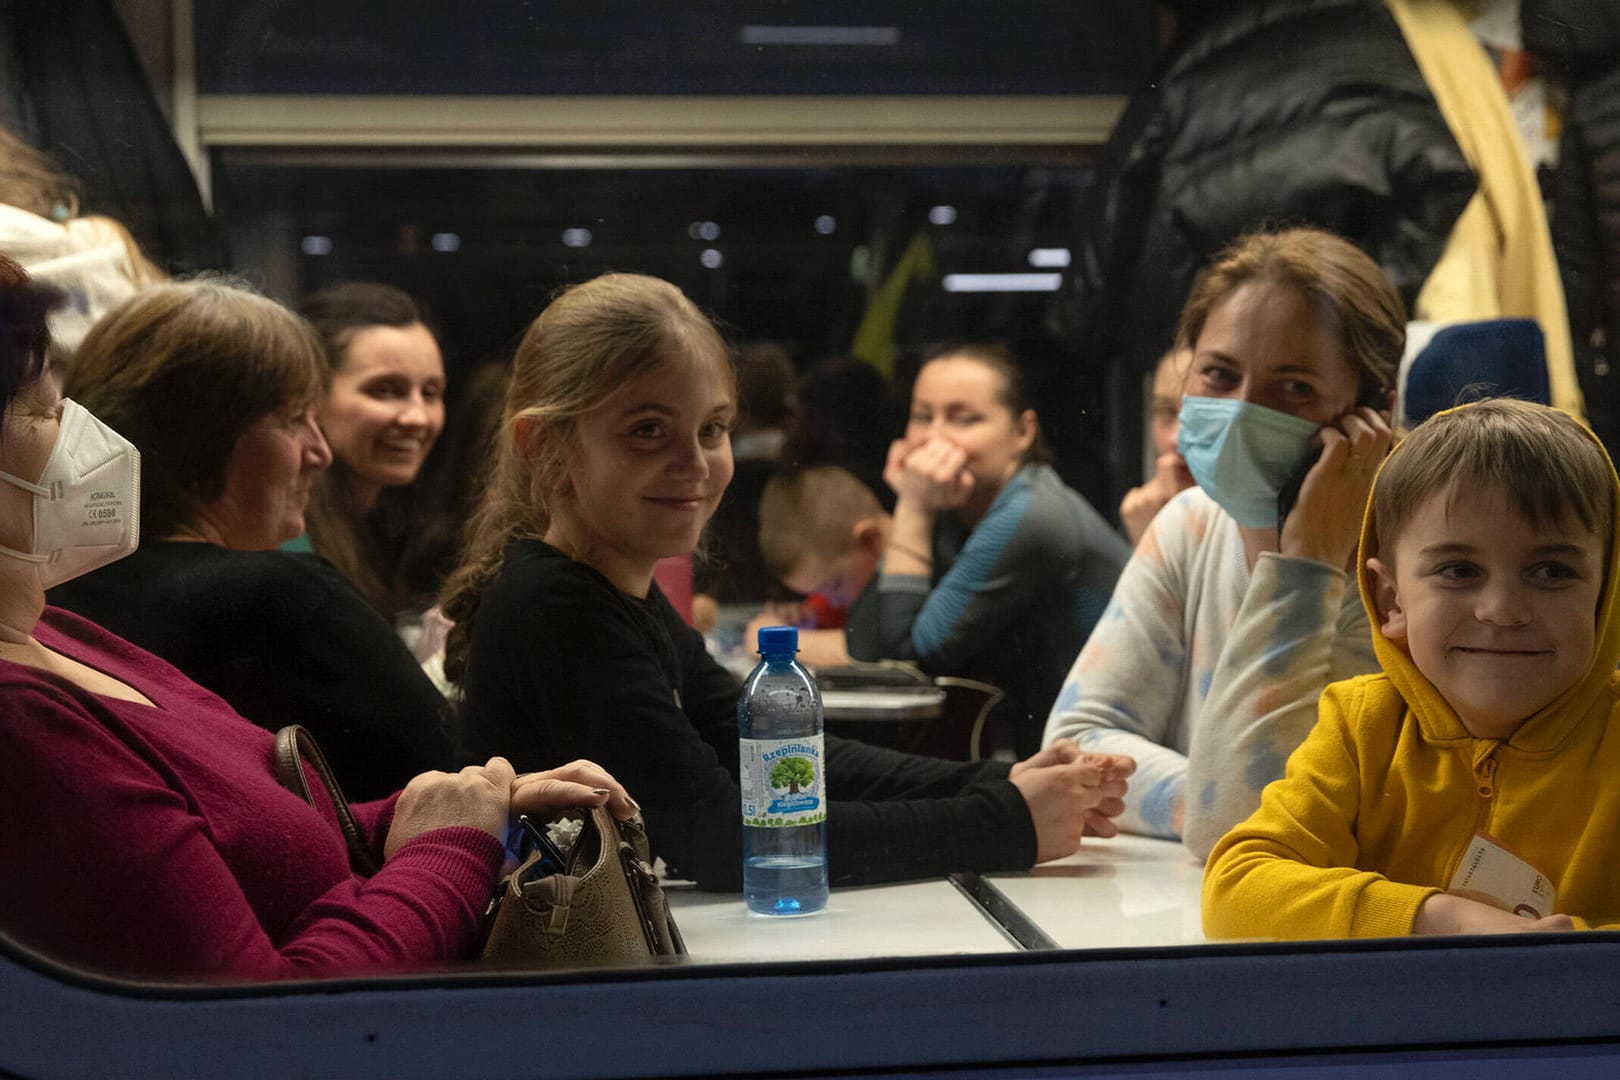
[444,272,1133,892]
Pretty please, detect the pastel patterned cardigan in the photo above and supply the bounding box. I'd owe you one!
[1042,487,1378,858]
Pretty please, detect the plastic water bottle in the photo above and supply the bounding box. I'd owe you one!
[738,626,829,915]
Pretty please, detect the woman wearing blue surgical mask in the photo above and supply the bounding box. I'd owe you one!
[1044,227,1403,859]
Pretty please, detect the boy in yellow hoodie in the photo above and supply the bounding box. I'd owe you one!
[1204,398,1620,938]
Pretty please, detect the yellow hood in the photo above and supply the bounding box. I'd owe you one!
[1356,403,1620,750]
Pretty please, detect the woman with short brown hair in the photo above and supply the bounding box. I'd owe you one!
[0,254,635,981]
[49,279,453,799]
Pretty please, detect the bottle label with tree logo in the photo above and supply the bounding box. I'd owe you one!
[739,736,826,827]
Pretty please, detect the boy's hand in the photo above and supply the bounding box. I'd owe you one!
[1413,892,1576,935]
[1279,405,1392,569]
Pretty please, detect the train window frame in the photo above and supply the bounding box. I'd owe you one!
[10,7,1618,1072]
[4,926,1620,1076]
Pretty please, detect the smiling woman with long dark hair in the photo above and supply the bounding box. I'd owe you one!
[298,282,449,623]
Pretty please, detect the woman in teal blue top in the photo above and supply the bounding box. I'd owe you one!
[50,279,453,799]
[845,345,1132,757]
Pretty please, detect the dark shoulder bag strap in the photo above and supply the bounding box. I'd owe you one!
[273,725,383,877]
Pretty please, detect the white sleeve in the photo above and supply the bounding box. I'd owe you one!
[1042,495,1200,839]
[1181,552,1375,860]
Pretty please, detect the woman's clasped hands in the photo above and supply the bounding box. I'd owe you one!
[1007,740,1135,864]
[384,758,636,860]
[885,435,975,512]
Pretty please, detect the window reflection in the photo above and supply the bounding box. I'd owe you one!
[15,0,1596,993]
[192,1,1155,96]
[213,158,1118,514]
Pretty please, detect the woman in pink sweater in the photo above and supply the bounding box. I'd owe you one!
[0,256,632,981]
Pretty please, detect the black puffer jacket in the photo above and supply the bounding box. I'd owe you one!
[1523,0,1620,68]
[1060,0,1475,388]
[1526,0,1620,455]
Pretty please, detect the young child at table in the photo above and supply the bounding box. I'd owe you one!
[1204,398,1620,938]
[747,465,889,669]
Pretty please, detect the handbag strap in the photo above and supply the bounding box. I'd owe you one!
[273,725,382,877]
[609,809,685,956]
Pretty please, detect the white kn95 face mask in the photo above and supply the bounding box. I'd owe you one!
[0,398,141,587]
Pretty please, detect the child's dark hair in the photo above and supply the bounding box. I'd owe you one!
[1371,398,1614,564]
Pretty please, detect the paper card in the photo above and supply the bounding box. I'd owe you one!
[1447,833,1558,919]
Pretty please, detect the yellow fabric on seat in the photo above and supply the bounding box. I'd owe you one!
[1385,0,1584,420]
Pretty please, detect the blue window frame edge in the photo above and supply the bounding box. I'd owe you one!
[4,931,1619,1077]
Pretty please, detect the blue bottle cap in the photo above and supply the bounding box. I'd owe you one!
[756,625,798,655]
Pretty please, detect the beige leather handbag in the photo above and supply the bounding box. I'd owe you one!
[481,805,685,969]
[273,724,684,970]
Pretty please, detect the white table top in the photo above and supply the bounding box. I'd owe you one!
[983,833,1207,949]
[665,879,1016,963]
[821,686,945,721]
